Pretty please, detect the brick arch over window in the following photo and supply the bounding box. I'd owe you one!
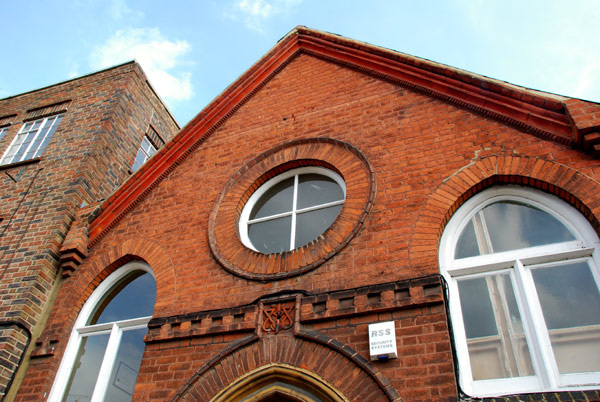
[409,155,600,270]
[209,138,376,281]
[173,335,400,401]
[74,237,176,316]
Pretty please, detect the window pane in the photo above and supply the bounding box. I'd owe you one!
[104,327,149,401]
[458,277,498,339]
[532,261,600,374]
[34,115,62,158]
[295,204,343,249]
[63,333,110,402]
[141,136,152,153]
[92,273,156,325]
[455,220,480,259]
[248,216,291,253]
[458,274,534,380]
[296,174,344,209]
[250,177,294,220]
[131,148,147,171]
[146,143,156,157]
[12,132,35,162]
[483,201,575,253]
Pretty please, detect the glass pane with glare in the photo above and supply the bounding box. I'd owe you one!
[250,177,294,220]
[455,219,480,259]
[458,274,534,380]
[483,201,575,253]
[92,273,156,325]
[297,174,344,209]
[63,333,110,402]
[295,204,343,249]
[104,327,149,401]
[249,216,292,253]
[532,261,600,374]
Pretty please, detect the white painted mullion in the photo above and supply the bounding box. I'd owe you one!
[47,329,83,401]
[33,116,56,158]
[20,118,45,162]
[513,260,555,390]
[91,323,122,402]
[294,199,345,215]
[290,174,299,250]
[247,198,345,225]
[247,210,293,224]
[1,124,27,164]
[445,274,475,395]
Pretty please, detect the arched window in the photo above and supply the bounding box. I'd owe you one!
[239,167,345,253]
[440,186,600,397]
[49,262,156,402]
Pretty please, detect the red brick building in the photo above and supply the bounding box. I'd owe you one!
[0,62,178,400]
[16,27,600,401]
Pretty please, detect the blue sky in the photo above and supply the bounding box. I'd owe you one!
[1,0,598,127]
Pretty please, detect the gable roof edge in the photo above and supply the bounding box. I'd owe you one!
[87,29,303,246]
[87,26,594,248]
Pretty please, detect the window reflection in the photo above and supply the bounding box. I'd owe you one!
[455,201,575,259]
[60,269,155,401]
[458,274,533,380]
[532,261,600,374]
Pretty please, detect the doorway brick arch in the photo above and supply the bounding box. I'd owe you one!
[173,334,401,401]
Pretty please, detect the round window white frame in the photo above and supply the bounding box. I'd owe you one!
[48,261,155,402]
[439,186,600,397]
[239,167,346,253]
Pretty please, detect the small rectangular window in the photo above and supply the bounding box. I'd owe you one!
[0,127,8,142]
[131,135,157,172]
[0,114,63,165]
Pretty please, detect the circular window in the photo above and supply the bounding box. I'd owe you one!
[208,138,375,280]
[240,167,346,253]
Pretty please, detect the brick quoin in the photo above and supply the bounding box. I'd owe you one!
[15,28,600,401]
[0,62,178,399]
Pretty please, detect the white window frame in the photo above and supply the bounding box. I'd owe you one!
[0,126,8,142]
[439,186,600,397]
[239,166,346,252]
[131,135,157,171]
[0,114,63,165]
[48,261,154,402]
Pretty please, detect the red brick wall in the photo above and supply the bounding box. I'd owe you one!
[19,54,600,401]
[0,62,178,399]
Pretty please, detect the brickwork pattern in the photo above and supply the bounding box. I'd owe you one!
[209,137,375,280]
[18,49,600,401]
[174,335,394,401]
[0,62,178,398]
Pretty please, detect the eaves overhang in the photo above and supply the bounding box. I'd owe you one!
[87,26,597,247]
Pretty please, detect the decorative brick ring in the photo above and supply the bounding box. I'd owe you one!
[208,138,375,281]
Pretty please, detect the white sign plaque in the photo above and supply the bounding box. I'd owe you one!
[368,321,398,361]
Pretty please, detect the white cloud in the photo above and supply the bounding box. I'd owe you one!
[66,58,80,79]
[230,0,301,32]
[108,0,143,21]
[90,28,193,103]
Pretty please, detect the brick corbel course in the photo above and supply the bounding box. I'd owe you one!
[59,205,98,277]
[144,275,443,343]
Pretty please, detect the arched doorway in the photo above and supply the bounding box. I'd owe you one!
[210,363,348,402]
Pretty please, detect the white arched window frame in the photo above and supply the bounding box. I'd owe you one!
[239,166,346,253]
[439,186,600,397]
[48,261,155,402]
